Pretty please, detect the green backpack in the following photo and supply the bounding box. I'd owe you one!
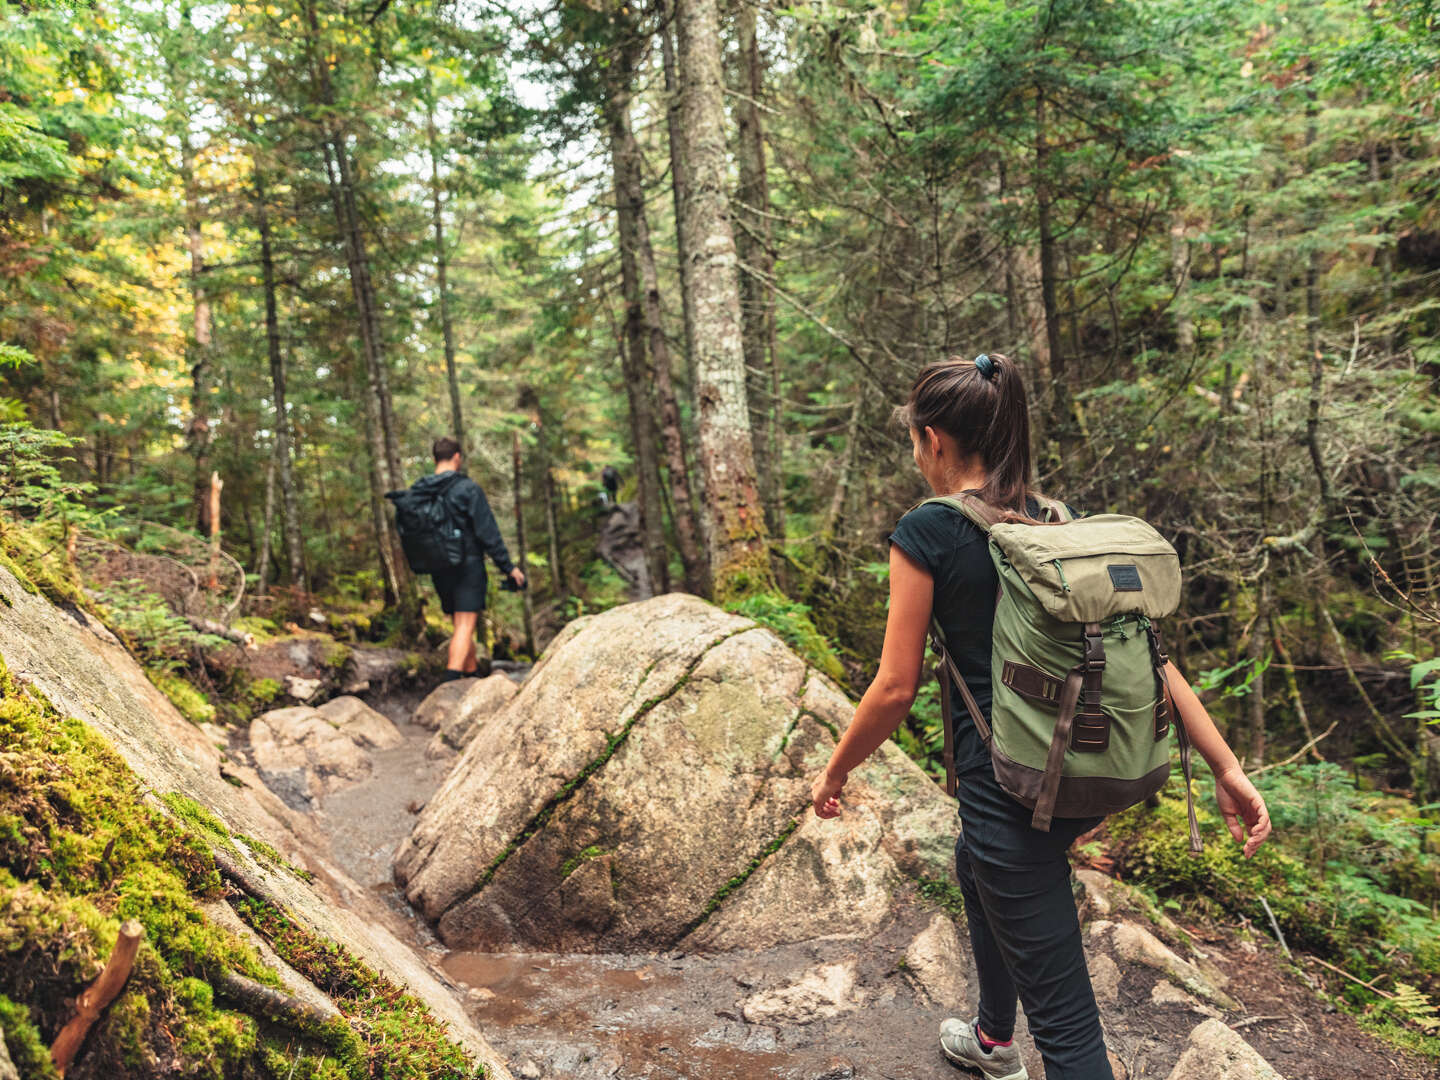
[924,494,1202,853]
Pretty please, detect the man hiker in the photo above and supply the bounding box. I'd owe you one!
[389,437,525,681]
[601,464,619,505]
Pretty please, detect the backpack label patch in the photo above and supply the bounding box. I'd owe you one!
[1108,564,1143,591]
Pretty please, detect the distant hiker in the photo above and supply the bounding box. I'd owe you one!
[601,464,620,505]
[387,437,525,682]
[810,355,1271,1080]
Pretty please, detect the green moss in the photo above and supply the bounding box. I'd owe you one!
[0,993,58,1079]
[250,677,284,705]
[146,667,216,724]
[236,834,316,884]
[234,899,485,1079]
[234,615,281,642]
[0,658,480,1078]
[0,520,88,611]
[685,818,800,932]
[320,642,352,672]
[724,592,846,682]
[559,846,608,880]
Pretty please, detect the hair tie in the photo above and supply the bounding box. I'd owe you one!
[973,353,997,379]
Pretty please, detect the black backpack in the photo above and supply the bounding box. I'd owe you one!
[386,479,466,573]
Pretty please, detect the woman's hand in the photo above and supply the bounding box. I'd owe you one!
[1215,766,1272,858]
[811,768,846,819]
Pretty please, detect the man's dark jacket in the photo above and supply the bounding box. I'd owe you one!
[408,471,515,574]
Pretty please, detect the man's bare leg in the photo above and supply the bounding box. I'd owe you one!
[447,610,480,672]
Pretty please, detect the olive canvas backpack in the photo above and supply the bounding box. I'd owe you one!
[925,493,1203,853]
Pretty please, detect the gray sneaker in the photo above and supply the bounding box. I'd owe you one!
[939,1017,1030,1080]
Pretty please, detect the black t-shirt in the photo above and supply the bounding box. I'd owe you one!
[889,494,1070,776]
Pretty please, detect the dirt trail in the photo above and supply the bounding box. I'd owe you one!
[294,684,1436,1080]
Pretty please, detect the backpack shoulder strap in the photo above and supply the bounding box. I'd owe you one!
[918,493,1005,532]
[1032,493,1072,523]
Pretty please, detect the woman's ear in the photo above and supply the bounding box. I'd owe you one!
[924,425,942,458]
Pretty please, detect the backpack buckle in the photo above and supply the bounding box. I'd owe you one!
[1082,626,1106,672]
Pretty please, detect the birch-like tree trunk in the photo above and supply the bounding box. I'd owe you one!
[673,0,773,596]
[734,0,783,541]
[606,69,671,594]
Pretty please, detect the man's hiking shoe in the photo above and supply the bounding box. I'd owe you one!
[939,1018,1029,1080]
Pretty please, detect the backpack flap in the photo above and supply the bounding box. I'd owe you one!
[989,514,1181,624]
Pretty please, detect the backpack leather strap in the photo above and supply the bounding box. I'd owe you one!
[930,619,992,798]
[1149,625,1203,854]
[1032,622,1105,832]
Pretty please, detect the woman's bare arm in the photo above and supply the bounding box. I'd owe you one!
[812,545,932,817]
[1164,660,1272,857]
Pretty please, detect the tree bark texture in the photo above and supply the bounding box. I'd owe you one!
[734,0,784,542]
[179,126,214,538]
[660,0,699,401]
[302,0,419,632]
[254,163,307,590]
[1034,89,1069,451]
[605,51,672,595]
[512,430,536,656]
[428,94,465,450]
[673,0,773,596]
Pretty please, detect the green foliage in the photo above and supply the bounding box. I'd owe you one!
[1114,765,1440,1041]
[95,580,229,672]
[724,592,845,681]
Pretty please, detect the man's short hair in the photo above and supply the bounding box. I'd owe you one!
[432,436,462,462]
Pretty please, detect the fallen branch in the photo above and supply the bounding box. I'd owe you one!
[1251,721,1339,776]
[214,969,340,1027]
[1258,896,1292,959]
[1303,954,1396,999]
[51,920,144,1075]
[210,845,287,910]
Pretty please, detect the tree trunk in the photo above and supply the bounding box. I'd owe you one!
[673,0,773,598]
[254,162,307,591]
[512,430,535,656]
[821,391,865,539]
[734,0,783,542]
[1303,77,1334,516]
[1246,578,1270,766]
[428,92,465,449]
[660,0,699,401]
[179,125,214,537]
[605,61,671,595]
[1034,89,1069,451]
[302,0,419,634]
[256,441,277,596]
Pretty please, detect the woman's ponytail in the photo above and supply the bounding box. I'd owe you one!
[895,353,1033,512]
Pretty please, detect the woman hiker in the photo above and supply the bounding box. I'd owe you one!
[809,355,1272,1080]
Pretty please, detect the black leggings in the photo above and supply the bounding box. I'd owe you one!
[953,771,1113,1080]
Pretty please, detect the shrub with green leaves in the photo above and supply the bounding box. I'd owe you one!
[1113,764,1440,1038]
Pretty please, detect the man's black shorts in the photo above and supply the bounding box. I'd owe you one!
[430,561,488,615]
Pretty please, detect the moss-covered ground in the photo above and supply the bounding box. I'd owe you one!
[0,658,484,1078]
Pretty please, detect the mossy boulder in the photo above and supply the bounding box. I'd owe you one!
[394,594,955,952]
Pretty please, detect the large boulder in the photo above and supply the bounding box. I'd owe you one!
[249,706,374,807]
[425,674,520,758]
[317,694,405,749]
[394,594,955,952]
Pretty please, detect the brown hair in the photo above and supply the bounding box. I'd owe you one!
[895,353,1033,512]
[432,436,462,462]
